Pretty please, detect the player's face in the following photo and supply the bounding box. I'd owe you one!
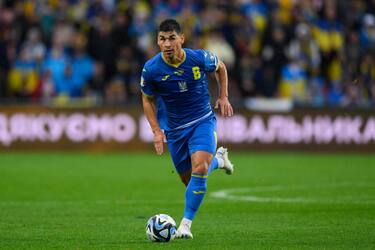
[157,31,185,60]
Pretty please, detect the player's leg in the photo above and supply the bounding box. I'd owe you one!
[164,127,195,238]
[215,146,234,175]
[188,118,233,175]
[176,148,221,183]
[208,157,219,174]
[176,118,216,239]
[176,150,212,239]
[185,150,212,218]
[207,125,234,175]
[165,129,192,186]
[207,131,219,175]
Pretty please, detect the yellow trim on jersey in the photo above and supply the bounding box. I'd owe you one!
[214,131,217,145]
[161,49,186,68]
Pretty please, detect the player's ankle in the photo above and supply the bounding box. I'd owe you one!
[181,218,192,228]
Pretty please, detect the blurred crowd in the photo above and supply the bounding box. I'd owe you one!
[0,0,375,107]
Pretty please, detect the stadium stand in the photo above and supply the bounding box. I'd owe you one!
[0,0,374,107]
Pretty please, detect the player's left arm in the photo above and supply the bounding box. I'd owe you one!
[214,60,233,117]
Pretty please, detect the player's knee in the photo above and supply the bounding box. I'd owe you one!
[192,161,209,174]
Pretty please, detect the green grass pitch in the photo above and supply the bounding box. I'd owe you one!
[0,151,375,249]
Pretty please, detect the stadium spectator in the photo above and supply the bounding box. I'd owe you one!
[42,23,74,97]
[307,69,325,107]
[359,53,375,105]
[236,51,260,98]
[87,13,116,82]
[278,57,308,103]
[20,27,46,66]
[359,13,375,51]
[204,30,235,70]
[7,46,39,98]
[313,1,344,87]
[288,23,321,76]
[260,24,288,97]
[70,31,94,97]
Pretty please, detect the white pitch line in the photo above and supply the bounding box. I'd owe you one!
[210,183,375,204]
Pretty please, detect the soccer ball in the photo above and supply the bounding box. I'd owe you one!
[145,214,177,242]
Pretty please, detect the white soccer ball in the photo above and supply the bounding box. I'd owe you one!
[145,214,177,242]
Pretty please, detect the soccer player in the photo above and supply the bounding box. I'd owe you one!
[141,19,234,239]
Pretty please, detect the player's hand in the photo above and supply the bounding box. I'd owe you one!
[153,130,165,155]
[215,97,233,117]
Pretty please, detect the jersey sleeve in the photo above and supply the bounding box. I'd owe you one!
[201,49,219,72]
[140,66,154,97]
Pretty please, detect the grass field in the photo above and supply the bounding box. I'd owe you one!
[0,151,375,249]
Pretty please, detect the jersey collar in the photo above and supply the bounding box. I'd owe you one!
[161,49,186,68]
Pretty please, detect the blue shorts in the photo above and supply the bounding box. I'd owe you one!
[165,116,217,174]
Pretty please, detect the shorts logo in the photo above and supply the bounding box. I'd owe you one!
[178,81,188,92]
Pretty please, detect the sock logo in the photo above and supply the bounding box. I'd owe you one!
[192,190,206,195]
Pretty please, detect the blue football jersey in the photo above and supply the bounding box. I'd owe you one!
[141,48,219,131]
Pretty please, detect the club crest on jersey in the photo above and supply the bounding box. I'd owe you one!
[178,81,188,92]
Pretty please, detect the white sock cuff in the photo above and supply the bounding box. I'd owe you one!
[181,218,192,227]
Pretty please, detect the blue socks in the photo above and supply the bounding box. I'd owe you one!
[183,157,219,220]
[184,173,207,220]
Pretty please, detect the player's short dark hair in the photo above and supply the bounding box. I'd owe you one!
[158,19,182,34]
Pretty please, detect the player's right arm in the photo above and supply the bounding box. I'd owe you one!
[142,94,164,155]
[214,59,233,117]
[140,67,164,155]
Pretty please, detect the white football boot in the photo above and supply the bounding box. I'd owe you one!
[216,147,234,175]
[175,219,193,239]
